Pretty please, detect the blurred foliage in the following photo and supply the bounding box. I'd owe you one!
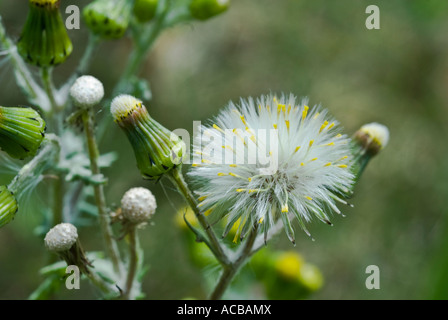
[1,0,448,299]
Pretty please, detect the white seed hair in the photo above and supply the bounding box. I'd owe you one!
[188,93,355,242]
[44,223,78,252]
[70,75,104,108]
[359,122,390,148]
[121,187,157,223]
[110,94,143,120]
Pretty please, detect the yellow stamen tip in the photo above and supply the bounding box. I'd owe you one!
[302,105,309,121]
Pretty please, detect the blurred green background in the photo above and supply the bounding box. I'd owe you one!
[1,0,448,299]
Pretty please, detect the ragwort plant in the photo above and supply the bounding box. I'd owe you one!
[0,0,388,300]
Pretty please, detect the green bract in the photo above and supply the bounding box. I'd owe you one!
[133,0,159,23]
[83,0,133,39]
[0,186,18,228]
[111,95,185,180]
[189,0,229,21]
[17,0,73,67]
[0,106,46,159]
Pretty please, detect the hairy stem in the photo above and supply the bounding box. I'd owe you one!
[0,16,45,109]
[81,109,122,275]
[41,67,60,113]
[112,0,168,96]
[85,269,120,297]
[167,166,230,267]
[8,135,60,195]
[209,224,259,300]
[123,227,138,300]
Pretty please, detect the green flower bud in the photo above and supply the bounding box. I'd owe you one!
[133,0,159,23]
[0,186,19,228]
[189,0,229,21]
[17,0,73,67]
[83,0,133,39]
[110,95,186,180]
[351,122,389,181]
[0,106,46,160]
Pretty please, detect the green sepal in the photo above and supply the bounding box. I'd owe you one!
[0,185,19,228]
[0,106,46,160]
[17,0,73,67]
[120,111,186,179]
[83,0,133,39]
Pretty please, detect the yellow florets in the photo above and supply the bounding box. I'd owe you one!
[110,94,144,122]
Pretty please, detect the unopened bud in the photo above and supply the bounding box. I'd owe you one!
[189,0,230,21]
[354,122,390,156]
[133,0,159,23]
[0,106,46,159]
[0,186,18,228]
[18,0,73,67]
[110,95,185,179]
[83,0,133,39]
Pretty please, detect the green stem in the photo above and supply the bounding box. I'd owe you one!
[51,174,64,226]
[58,34,100,109]
[167,166,230,267]
[41,67,60,112]
[81,109,123,275]
[0,15,44,108]
[85,269,120,297]
[209,224,259,300]
[112,1,168,96]
[124,227,138,300]
[8,135,60,195]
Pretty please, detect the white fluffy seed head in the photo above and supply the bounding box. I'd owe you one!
[189,93,355,243]
[359,122,390,149]
[44,223,78,252]
[70,75,104,108]
[121,187,157,223]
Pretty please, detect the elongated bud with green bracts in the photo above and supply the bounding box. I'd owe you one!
[17,0,73,67]
[133,0,159,23]
[351,122,390,181]
[44,223,92,274]
[111,95,186,180]
[189,0,230,21]
[0,186,18,228]
[83,0,133,39]
[0,106,46,160]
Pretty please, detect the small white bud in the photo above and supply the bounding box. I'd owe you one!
[359,122,390,149]
[121,187,157,223]
[44,223,78,252]
[70,75,105,108]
